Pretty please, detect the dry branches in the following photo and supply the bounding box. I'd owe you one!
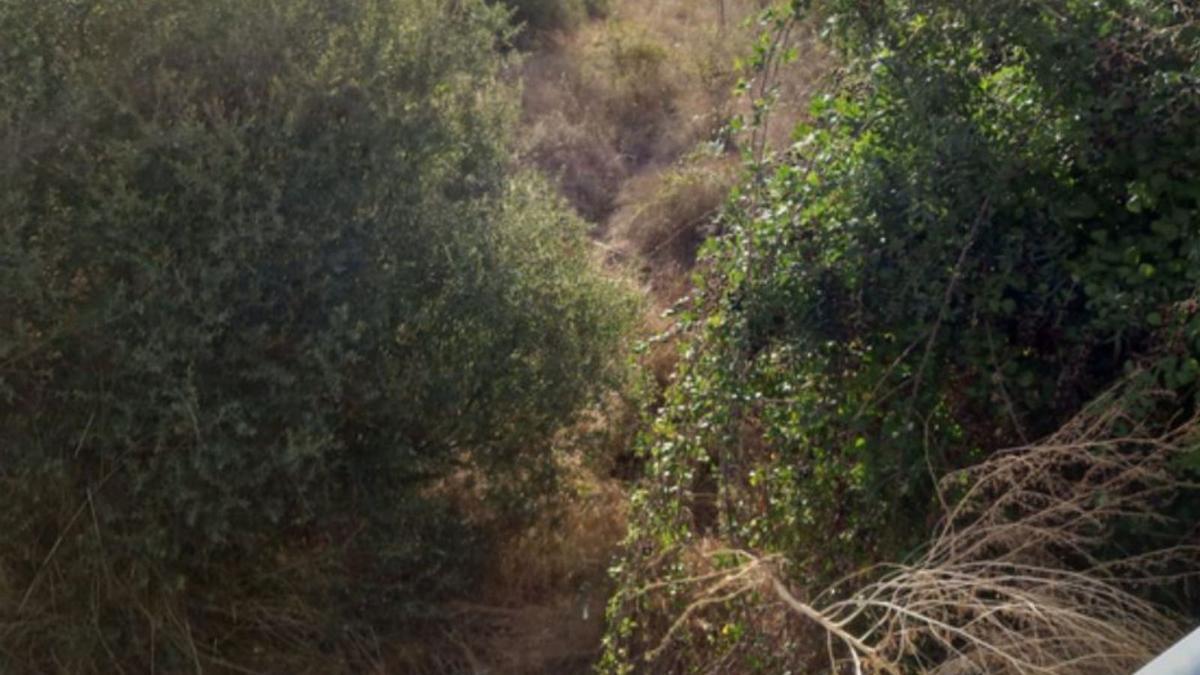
[644,377,1200,673]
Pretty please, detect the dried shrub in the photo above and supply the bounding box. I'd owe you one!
[610,160,736,271]
[613,376,1199,673]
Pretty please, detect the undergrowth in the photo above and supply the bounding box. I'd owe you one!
[0,1,632,671]
[602,0,1200,672]
[518,0,827,257]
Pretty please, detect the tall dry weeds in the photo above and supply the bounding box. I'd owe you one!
[517,0,826,237]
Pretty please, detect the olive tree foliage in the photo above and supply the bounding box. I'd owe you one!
[0,0,628,663]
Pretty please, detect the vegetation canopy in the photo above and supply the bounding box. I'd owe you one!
[602,0,1200,672]
[0,0,629,670]
[2,0,1199,672]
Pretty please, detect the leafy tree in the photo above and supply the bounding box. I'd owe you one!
[0,0,630,669]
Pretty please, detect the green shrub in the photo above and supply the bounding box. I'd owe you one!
[605,0,1200,669]
[0,0,630,669]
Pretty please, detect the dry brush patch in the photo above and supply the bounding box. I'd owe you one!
[405,455,630,674]
[609,159,737,279]
[622,377,1200,673]
[0,484,391,674]
[517,1,835,420]
[517,0,817,227]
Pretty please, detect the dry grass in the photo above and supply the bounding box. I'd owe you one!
[518,11,725,224]
[609,157,736,277]
[0,485,389,674]
[402,7,840,672]
[486,459,628,605]
[517,0,821,234]
[392,386,641,674]
[517,0,828,422]
[632,375,1200,673]
[415,453,630,674]
[519,0,833,415]
[0,448,629,674]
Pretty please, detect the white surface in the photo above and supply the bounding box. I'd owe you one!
[1135,627,1200,675]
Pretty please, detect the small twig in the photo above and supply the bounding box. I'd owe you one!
[17,500,88,614]
[770,577,896,674]
[909,196,990,404]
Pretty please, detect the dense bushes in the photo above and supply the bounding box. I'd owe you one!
[0,0,629,670]
[604,0,1200,671]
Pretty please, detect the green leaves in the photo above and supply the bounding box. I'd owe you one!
[1,0,629,667]
[606,1,1200,668]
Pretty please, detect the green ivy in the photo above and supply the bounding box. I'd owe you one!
[605,0,1200,670]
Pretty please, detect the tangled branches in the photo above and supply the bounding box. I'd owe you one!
[640,379,1200,673]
